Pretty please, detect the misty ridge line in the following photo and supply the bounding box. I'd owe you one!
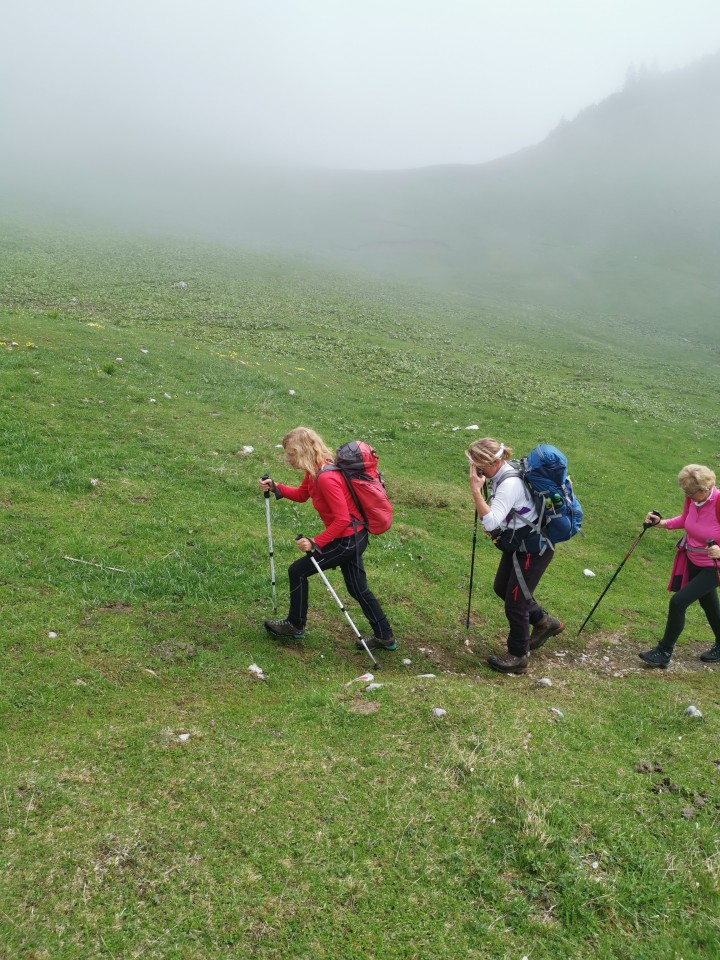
[1,52,719,338]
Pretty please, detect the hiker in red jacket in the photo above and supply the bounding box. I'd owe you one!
[258,427,395,651]
[640,464,720,667]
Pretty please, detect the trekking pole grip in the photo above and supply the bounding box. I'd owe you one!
[261,473,272,500]
[643,510,662,529]
[296,533,312,555]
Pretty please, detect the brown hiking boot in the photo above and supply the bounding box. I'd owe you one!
[487,652,529,674]
[529,615,564,651]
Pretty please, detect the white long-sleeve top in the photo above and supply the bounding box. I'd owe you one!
[481,462,538,533]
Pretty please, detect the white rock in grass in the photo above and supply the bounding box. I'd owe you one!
[164,393,172,399]
[684,705,703,718]
[248,663,266,681]
[178,733,191,742]
[48,631,58,639]
[465,424,479,430]
[288,389,297,396]
[583,569,596,577]
[242,445,254,454]
[365,683,384,691]
[402,658,412,666]
[172,281,187,289]
[536,677,552,688]
[432,707,447,718]
[417,673,437,679]
[140,348,149,353]
[550,707,564,718]
[149,398,157,403]
[452,426,460,431]
[90,478,99,486]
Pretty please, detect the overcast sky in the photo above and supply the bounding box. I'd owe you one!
[3,0,719,171]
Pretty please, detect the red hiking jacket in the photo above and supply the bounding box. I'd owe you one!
[275,469,361,549]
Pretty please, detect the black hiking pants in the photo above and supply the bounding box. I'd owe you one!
[494,548,555,657]
[288,528,393,640]
[660,559,720,651]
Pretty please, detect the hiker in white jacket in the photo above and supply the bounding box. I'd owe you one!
[467,437,564,674]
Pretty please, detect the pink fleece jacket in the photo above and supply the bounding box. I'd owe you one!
[664,487,720,567]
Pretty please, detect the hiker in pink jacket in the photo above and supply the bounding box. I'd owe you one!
[639,464,720,667]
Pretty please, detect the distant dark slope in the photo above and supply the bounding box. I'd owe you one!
[251,53,720,331]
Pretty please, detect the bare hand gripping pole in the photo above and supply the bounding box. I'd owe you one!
[577,510,662,636]
[296,535,379,670]
[260,474,277,612]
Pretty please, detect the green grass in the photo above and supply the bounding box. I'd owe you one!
[1,223,719,958]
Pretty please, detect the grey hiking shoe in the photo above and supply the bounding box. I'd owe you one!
[487,652,529,674]
[355,635,397,651]
[638,646,671,668]
[699,644,720,663]
[264,618,305,640]
[529,615,564,651]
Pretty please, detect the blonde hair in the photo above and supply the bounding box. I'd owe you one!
[678,464,716,497]
[282,427,334,475]
[466,437,513,469]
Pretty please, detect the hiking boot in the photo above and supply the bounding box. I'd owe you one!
[699,644,720,663]
[529,615,564,651]
[638,646,671,668]
[355,635,397,652]
[264,618,305,640]
[487,652,529,674]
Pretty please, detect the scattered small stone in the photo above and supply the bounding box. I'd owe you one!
[149,398,157,403]
[536,678,552,687]
[74,678,87,686]
[402,658,412,666]
[69,297,79,304]
[365,683,383,691]
[432,707,447,718]
[681,806,696,820]
[178,733,191,742]
[591,861,599,870]
[48,631,58,639]
[603,656,610,662]
[241,445,255,454]
[554,651,566,657]
[248,663,266,681]
[451,426,460,431]
[172,281,187,289]
[465,424,479,430]
[288,389,296,395]
[164,393,172,399]
[684,705,703,718]
[583,569,596,577]
[416,673,437,679]
[90,478,99,486]
[140,348,149,354]
[550,707,564,718]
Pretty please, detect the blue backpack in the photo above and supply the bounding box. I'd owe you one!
[497,444,583,550]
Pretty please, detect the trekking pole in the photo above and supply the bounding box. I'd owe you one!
[466,509,479,629]
[296,535,379,670]
[706,539,720,588]
[260,474,277,612]
[466,481,487,629]
[577,510,662,636]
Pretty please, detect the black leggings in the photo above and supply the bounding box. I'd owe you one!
[494,549,555,657]
[661,559,720,651]
[287,529,392,640]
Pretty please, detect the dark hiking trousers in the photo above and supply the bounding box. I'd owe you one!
[494,548,555,657]
[287,528,393,640]
[660,558,720,652]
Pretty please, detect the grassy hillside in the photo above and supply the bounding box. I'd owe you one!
[1,224,720,958]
